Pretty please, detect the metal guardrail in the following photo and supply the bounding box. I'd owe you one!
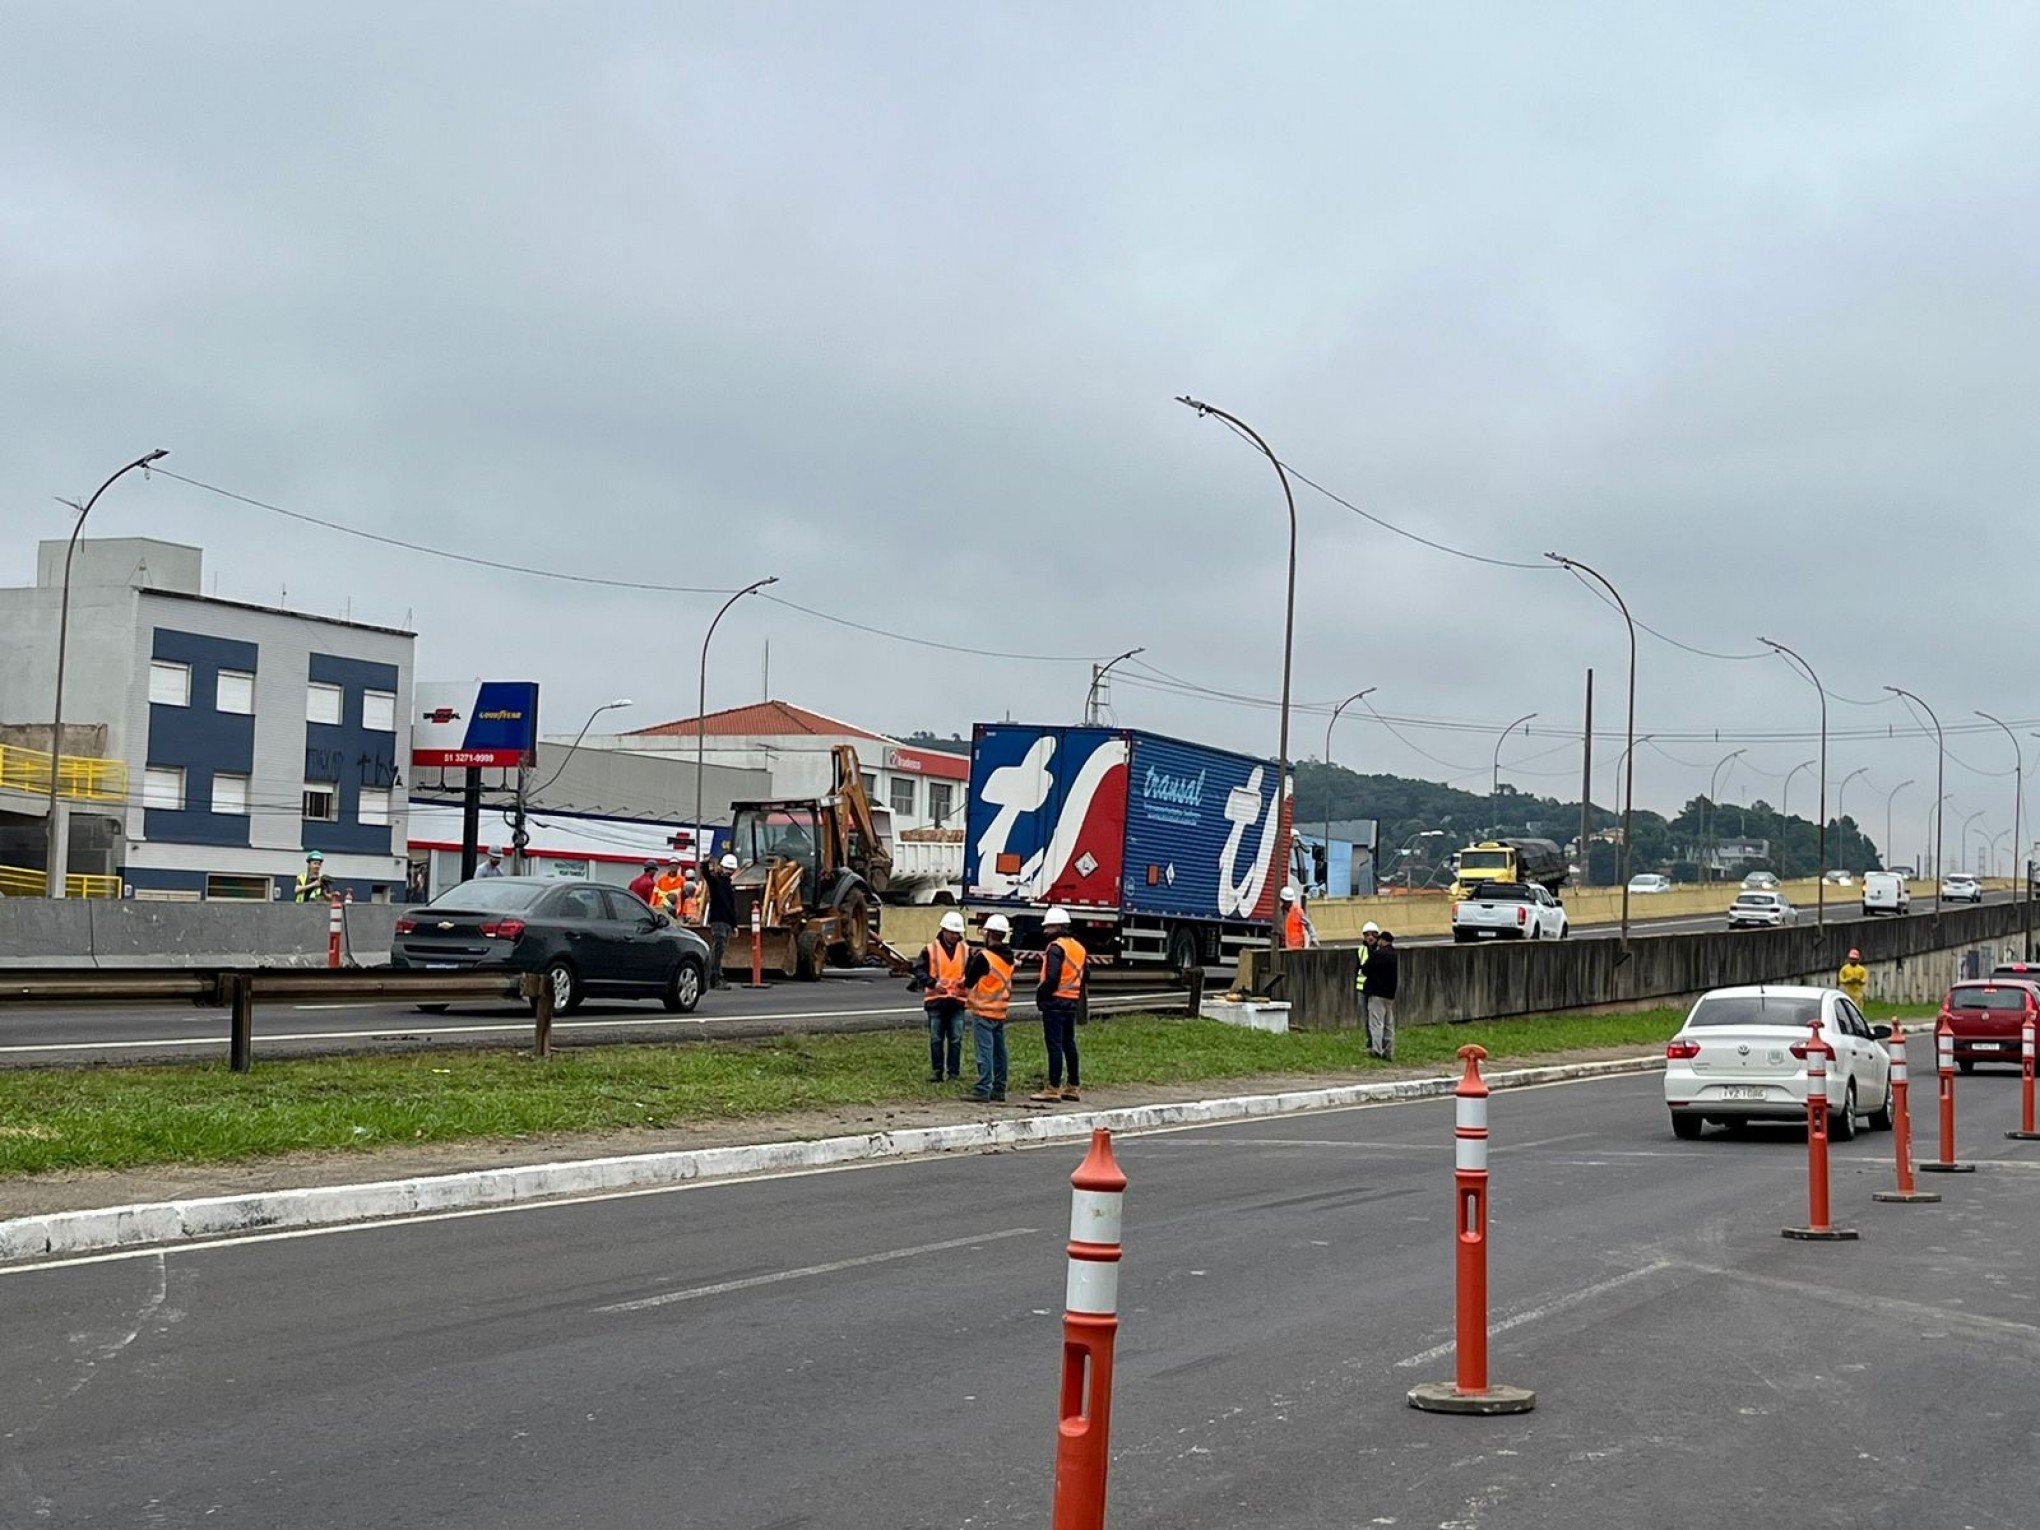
[0,743,128,803]
[0,864,122,899]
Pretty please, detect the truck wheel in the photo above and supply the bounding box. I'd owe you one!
[1452,930,1473,944]
[795,929,825,981]
[828,891,871,968]
[1167,925,1200,980]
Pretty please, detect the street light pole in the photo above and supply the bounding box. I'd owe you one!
[44,447,168,896]
[518,699,633,872]
[1083,647,1146,726]
[1780,760,1814,883]
[1548,554,1637,951]
[1886,687,1946,915]
[1180,397,1299,955]
[696,577,778,871]
[1961,809,1986,876]
[1884,779,1913,876]
[1977,712,2022,906]
[1491,712,1537,836]
[1706,748,1746,882]
[1761,639,1827,925]
[1323,687,1375,893]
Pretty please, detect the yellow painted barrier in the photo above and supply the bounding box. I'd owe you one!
[0,744,128,803]
[0,864,122,899]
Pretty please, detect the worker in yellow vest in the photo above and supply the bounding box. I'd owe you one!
[963,914,1014,1103]
[1031,906,1087,1103]
[912,910,971,1083]
[1838,947,1870,1008]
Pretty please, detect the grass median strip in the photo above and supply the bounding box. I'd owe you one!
[0,1002,1938,1178]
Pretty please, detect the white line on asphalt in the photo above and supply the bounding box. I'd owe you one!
[1671,1261,2040,1347]
[592,1227,1038,1314]
[1394,1260,1678,1368]
[1139,1138,1438,1152]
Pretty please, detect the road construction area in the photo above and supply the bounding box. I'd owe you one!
[5,1054,2035,1527]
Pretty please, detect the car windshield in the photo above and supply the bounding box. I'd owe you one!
[1951,986,2029,1011]
[1946,876,1976,885]
[1734,894,1775,906]
[426,879,549,912]
[1459,851,1511,873]
[1687,994,1823,1028]
[1468,882,1532,900]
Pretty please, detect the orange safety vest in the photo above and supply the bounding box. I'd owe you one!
[679,882,704,922]
[967,948,1014,1021]
[653,874,686,911]
[924,938,968,1002]
[1283,905,1307,949]
[1044,935,1087,1002]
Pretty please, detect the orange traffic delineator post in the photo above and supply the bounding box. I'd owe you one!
[1918,1016,1976,1174]
[2008,1015,2040,1142]
[1783,1017,1858,1240]
[747,902,768,989]
[326,895,344,969]
[1409,1046,1536,1415]
[1872,1019,1941,1204]
[1052,1129,1125,1530]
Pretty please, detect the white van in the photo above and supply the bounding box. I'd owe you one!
[1862,871,1911,917]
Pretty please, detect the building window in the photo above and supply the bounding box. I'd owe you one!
[889,776,916,818]
[861,771,879,799]
[306,682,344,725]
[143,766,186,810]
[303,782,339,822]
[205,873,272,901]
[928,782,955,827]
[358,786,392,826]
[216,669,256,715]
[211,772,250,816]
[362,689,396,733]
[148,661,191,707]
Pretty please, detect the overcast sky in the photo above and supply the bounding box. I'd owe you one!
[6,3,2038,866]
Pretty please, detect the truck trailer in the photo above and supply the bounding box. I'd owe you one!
[963,723,1291,973]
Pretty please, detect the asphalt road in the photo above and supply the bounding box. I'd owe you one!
[0,889,2018,1066]
[6,1056,2038,1527]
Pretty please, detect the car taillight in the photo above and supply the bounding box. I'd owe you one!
[394,917,416,935]
[1517,906,1528,925]
[480,918,526,940]
[1665,1040,1701,1060]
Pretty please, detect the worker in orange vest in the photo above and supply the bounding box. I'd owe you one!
[1279,884,1314,949]
[913,910,971,1083]
[677,872,706,924]
[963,914,1014,1103]
[1031,906,1087,1104]
[652,858,688,915]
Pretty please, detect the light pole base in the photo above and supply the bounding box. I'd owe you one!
[1782,1226,1859,1240]
[1408,1382,1536,1415]
[1871,1189,1942,1203]
[1917,1162,1976,1174]
[2006,1131,2040,1141]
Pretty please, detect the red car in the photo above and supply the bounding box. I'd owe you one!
[1937,979,2040,1072]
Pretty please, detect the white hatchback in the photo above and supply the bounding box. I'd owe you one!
[1727,891,1796,927]
[1663,986,1894,1140]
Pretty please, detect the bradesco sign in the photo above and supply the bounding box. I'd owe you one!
[411,681,540,768]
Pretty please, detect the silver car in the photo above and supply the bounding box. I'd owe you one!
[1727,891,1797,928]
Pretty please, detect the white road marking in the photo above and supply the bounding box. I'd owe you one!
[1395,1260,1677,1368]
[1670,1260,2040,1347]
[593,1227,1037,1313]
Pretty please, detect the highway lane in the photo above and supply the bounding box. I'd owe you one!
[5,1056,2037,1527]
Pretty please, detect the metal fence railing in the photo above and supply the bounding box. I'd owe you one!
[0,743,128,804]
[0,863,122,899]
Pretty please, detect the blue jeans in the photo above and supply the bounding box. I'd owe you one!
[1040,999,1080,1088]
[970,1016,1008,1099]
[926,1002,965,1078]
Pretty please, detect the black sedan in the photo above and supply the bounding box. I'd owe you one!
[392,877,712,1015]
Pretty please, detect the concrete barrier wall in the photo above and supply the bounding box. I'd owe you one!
[1262,900,2035,1031]
[0,901,402,968]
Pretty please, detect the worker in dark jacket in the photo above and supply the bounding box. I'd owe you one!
[1366,929,1399,1060]
[1031,906,1087,1103]
[704,853,741,988]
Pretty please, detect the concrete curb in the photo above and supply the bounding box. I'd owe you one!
[0,1054,1667,1266]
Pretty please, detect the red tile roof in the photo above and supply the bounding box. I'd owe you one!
[626,699,889,742]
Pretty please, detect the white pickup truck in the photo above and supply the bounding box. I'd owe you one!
[1451,881,1569,943]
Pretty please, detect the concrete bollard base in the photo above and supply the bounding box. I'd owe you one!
[1408,1382,1536,1415]
[1871,1189,1942,1202]
[2005,1131,2040,1141]
[1917,1162,1976,1173]
[1782,1226,1859,1240]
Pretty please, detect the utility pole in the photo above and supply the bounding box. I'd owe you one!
[1578,669,1593,888]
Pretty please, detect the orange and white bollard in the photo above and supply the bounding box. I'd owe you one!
[1918,1016,1975,1174]
[1872,1020,1941,1204]
[1784,1017,1858,1240]
[747,902,766,989]
[1409,1046,1535,1414]
[2008,1015,2039,1142]
[1052,1129,1125,1530]
[326,894,344,969]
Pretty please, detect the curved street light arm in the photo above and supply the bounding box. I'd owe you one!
[695,577,780,868]
[1548,553,1638,948]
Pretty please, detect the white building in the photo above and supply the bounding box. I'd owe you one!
[0,538,413,901]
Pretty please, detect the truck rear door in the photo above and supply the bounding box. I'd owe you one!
[965,725,1128,909]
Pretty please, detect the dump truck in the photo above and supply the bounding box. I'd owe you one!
[1447,837,1569,900]
[724,744,892,980]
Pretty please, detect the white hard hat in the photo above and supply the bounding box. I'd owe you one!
[939,910,966,934]
[1279,885,1298,903]
[984,914,1011,935]
[720,853,739,870]
[1362,920,1381,934]
[1043,906,1071,927]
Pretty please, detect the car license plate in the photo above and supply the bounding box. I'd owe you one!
[1975,1041,2005,1051]
[425,962,457,970]
[1717,1086,1769,1100]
